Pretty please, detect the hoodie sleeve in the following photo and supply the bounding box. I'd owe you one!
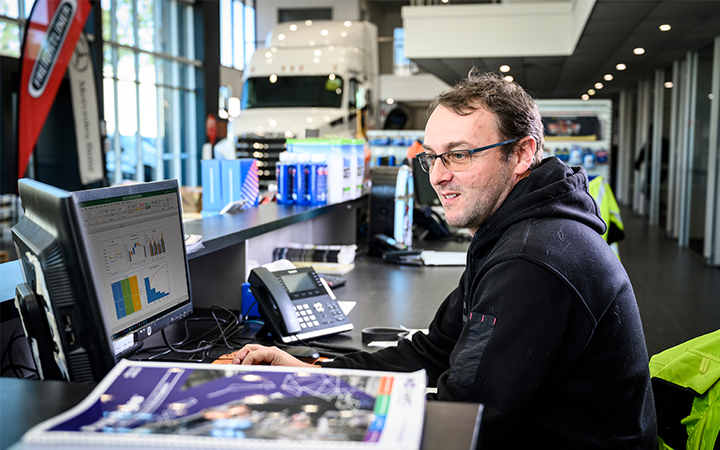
[321,281,467,386]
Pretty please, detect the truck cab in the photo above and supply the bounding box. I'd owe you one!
[232,20,378,187]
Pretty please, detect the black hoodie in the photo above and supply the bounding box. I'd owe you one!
[323,158,657,448]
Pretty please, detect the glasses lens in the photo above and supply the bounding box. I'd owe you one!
[417,153,432,173]
[442,150,473,171]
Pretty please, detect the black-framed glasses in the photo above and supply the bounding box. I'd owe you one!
[416,138,519,173]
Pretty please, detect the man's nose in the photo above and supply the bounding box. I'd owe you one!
[429,158,452,186]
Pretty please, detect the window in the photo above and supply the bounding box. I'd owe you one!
[220,0,255,70]
[0,0,198,186]
[102,0,199,186]
[0,0,34,57]
[242,75,343,109]
[393,28,418,77]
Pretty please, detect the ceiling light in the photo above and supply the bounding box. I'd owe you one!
[504,75,514,82]
[588,89,596,96]
[386,98,395,105]
[594,82,603,89]
[710,93,715,100]
[604,74,614,81]
[289,24,297,31]
[321,29,329,36]
[633,47,645,55]
[581,94,590,101]
[278,34,285,41]
[343,21,352,27]
[269,74,277,83]
[664,81,673,89]
[442,0,449,3]
[499,65,511,73]
[305,20,313,26]
[616,63,627,71]
[659,24,671,32]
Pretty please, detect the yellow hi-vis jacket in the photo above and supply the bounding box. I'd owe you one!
[588,175,625,258]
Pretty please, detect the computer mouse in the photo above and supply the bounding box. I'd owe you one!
[284,345,320,360]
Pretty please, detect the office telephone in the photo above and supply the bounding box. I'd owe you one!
[248,265,354,343]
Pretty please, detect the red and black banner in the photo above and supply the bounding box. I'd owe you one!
[17,0,92,179]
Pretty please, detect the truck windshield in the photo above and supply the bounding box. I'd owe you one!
[242,75,344,109]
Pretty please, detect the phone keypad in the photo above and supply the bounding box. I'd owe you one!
[294,301,347,329]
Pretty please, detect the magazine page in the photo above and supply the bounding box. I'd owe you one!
[22,359,426,450]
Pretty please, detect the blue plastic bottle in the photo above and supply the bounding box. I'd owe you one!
[296,153,313,206]
[312,153,328,205]
[276,152,296,205]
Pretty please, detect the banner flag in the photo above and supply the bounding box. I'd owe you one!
[68,32,103,185]
[17,0,92,179]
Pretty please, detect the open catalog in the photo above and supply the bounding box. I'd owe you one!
[21,359,427,450]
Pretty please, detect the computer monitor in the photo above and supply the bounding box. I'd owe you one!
[12,179,193,382]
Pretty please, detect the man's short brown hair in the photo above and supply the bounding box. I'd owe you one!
[428,68,545,168]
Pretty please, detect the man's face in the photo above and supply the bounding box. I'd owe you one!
[423,105,520,235]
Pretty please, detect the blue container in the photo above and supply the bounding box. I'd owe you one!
[296,155,314,206]
[276,153,297,205]
[312,154,328,205]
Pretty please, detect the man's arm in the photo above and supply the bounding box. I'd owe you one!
[321,286,466,385]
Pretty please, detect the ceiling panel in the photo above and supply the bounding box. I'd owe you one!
[370,0,719,99]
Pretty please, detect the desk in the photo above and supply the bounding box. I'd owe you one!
[1,378,481,450]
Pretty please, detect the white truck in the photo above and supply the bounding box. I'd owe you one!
[232,20,379,186]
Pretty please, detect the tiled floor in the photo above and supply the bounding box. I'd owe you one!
[618,205,720,357]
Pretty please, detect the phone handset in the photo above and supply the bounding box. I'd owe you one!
[248,267,302,335]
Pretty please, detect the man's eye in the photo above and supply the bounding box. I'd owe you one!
[449,152,469,161]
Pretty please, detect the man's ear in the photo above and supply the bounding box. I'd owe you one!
[514,137,536,174]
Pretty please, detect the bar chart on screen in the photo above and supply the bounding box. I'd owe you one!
[111,275,143,319]
[142,264,171,304]
[147,227,167,260]
[125,232,148,269]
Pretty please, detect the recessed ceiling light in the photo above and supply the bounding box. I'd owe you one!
[616,63,627,71]
[588,89,596,96]
[664,81,673,89]
[604,74,614,81]
[581,94,590,101]
[499,65,511,73]
[595,82,604,89]
[504,75,514,82]
[633,47,645,55]
[386,98,395,105]
[659,24,671,32]
[442,0,449,3]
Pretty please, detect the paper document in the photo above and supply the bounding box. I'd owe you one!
[420,251,466,266]
[21,359,427,450]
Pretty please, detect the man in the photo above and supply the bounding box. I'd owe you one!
[233,70,657,448]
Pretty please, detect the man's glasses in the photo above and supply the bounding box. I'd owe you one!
[416,139,518,173]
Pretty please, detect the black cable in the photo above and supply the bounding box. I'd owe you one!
[161,329,213,355]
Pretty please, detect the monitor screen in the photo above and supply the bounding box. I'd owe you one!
[72,182,193,357]
[12,179,193,382]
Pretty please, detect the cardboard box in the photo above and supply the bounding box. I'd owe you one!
[179,186,203,213]
[201,160,223,210]
[221,159,259,209]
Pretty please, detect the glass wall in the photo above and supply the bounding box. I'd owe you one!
[101,0,199,186]
[220,0,255,71]
[687,44,715,255]
[1,0,200,186]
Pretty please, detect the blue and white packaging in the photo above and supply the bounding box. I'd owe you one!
[221,159,260,210]
[201,159,223,211]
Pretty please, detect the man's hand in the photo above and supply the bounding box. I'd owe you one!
[231,344,316,367]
